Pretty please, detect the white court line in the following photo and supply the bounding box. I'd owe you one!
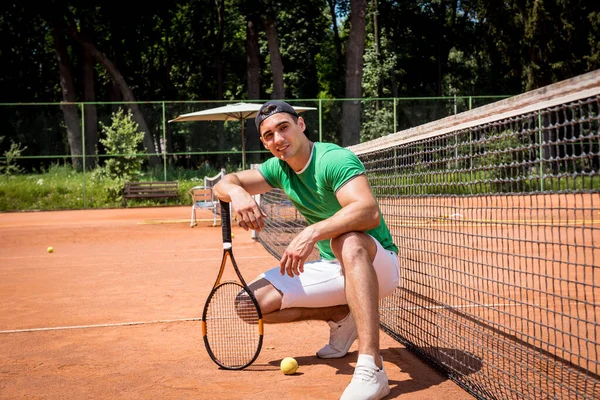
[3,302,591,335]
[380,302,520,311]
[380,300,587,311]
[0,255,275,264]
[0,246,271,261]
[0,317,202,334]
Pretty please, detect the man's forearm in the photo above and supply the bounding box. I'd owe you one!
[307,202,380,244]
[213,174,245,202]
[213,170,272,201]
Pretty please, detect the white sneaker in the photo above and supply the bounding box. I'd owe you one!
[316,313,358,359]
[340,354,390,400]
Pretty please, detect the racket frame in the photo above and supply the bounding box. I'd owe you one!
[201,200,264,370]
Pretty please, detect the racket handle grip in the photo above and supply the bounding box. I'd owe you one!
[220,200,232,244]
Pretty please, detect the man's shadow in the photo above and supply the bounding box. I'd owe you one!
[268,347,482,398]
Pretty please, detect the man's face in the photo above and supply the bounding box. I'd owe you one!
[259,113,305,160]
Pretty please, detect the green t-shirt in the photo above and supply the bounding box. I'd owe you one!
[259,142,398,260]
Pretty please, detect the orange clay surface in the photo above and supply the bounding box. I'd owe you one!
[0,206,473,399]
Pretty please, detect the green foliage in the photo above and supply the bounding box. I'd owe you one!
[0,165,92,211]
[478,128,532,193]
[87,167,122,204]
[95,109,147,203]
[1,0,599,166]
[0,136,28,175]
[99,109,145,182]
[360,106,395,142]
[360,32,397,141]
[262,0,331,100]
[0,164,209,211]
[362,31,397,98]
[144,164,219,182]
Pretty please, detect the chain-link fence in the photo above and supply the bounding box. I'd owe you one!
[0,96,507,211]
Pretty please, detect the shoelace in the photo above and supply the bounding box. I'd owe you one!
[328,324,341,348]
[352,364,378,382]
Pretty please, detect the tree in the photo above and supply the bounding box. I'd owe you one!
[2,0,600,170]
[50,21,84,171]
[326,0,345,96]
[474,0,600,92]
[361,31,397,141]
[341,0,368,146]
[214,0,226,100]
[62,22,161,166]
[99,109,145,181]
[81,36,99,170]
[245,11,262,166]
[263,10,285,99]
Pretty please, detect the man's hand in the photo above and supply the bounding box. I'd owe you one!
[229,188,267,231]
[213,170,272,231]
[279,226,316,277]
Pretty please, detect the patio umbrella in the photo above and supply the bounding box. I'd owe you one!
[169,102,317,170]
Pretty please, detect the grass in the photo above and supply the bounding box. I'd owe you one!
[2,164,598,212]
[0,164,220,212]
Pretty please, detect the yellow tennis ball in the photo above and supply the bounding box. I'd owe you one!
[231,233,235,238]
[280,357,298,375]
[47,246,54,253]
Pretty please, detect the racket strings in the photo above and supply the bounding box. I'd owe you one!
[205,282,261,368]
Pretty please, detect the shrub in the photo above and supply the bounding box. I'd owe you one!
[0,136,27,175]
[99,109,145,182]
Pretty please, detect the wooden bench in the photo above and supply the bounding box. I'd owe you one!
[123,181,179,207]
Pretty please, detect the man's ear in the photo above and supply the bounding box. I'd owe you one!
[259,136,268,148]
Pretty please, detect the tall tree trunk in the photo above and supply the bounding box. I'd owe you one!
[434,0,457,97]
[51,25,83,171]
[390,32,398,98]
[342,0,368,146]
[81,41,98,170]
[64,25,161,166]
[107,22,123,114]
[162,15,174,162]
[213,0,225,170]
[326,0,344,95]
[245,14,262,167]
[247,15,261,100]
[263,16,284,99]
[372,0,382,100]
[522,0,552,90]
[215,0,225,100]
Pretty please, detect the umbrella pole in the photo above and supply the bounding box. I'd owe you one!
[241,121,246,170]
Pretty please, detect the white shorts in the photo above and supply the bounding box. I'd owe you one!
[260,235,400,310]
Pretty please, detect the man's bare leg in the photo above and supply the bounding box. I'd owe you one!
[248,278,350,324]
[331,232,382,369]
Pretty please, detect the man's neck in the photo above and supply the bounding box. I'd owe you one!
[287,140,314,172]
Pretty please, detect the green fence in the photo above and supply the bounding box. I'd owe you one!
[0,96,507,212]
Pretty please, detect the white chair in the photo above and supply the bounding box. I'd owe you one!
[203,168,227,190]
[188,168,228,227]
[188,186,218,227]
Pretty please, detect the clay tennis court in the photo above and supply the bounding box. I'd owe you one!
[0,206,471,399]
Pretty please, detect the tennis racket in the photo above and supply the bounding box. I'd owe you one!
[202,200,264,370]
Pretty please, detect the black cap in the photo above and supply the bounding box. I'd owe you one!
[255,100,299,131]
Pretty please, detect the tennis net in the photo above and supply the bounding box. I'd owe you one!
[255,69,600,399]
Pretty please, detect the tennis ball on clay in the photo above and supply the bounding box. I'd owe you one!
[47,246,54,253]
[231,233,235,238]
[280,357,298,375]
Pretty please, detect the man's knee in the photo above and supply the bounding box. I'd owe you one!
[234,290,260,324]
[247,277,283,315]
[330,232,377,265]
